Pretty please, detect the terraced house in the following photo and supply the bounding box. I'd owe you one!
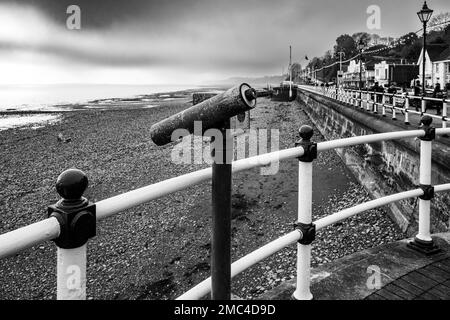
[418,44,450,88]
[432,47,450,87]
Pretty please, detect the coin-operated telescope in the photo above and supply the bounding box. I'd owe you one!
[149,83,257,300]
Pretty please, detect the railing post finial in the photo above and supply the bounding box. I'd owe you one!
[48,169,96,249]
[48,168,96,300]
[419,115,435,141]
[296,125,317,163]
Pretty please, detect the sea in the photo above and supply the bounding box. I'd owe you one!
[0,84,199,131]
[0,84,198,111]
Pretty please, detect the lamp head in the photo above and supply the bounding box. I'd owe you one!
[417,1,433,23]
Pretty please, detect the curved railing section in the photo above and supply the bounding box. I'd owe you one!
[300,84,449,131]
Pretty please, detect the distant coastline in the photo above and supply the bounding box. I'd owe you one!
[0,84,207,112]
[0,85,228,131]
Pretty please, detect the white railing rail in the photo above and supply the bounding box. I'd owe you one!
[1,125,450,300]
[301,85,449,130]
[178,184,450,300]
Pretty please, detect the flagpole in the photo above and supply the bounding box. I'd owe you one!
[289,45,292,98]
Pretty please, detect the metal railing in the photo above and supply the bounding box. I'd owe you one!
[303,85,449,131]
[1,89,450,300]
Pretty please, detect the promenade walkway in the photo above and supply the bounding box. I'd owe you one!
[366,257,450,300]
[259,233,450,300]
[317,87,450,148]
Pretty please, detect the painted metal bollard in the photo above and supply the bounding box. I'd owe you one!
[443,99,448,131]
[48,169,96,300]
[292,125,316,300]
[421,98,426,115]
[407,116,440,255]
[404,95,410,125]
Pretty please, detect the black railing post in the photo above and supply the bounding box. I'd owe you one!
[211,119,232,300]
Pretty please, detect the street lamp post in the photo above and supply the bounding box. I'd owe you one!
[337,51,345,89]
[289,45,292,98]
[358,39,365,90]
[357,39,365,105]
[417,1,433,97]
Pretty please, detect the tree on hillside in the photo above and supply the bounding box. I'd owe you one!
[352,32,371,45]
[308,57,323,70]
[398,32,419,46]
[443,24,450,44]
[334,34,357,60]
[323,50,333,64]
[429,12,450,31]
[400,40,422,62]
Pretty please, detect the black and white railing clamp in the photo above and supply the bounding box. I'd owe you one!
[294,222,316,245]
[419,184,435,201]
[48,169,96,249]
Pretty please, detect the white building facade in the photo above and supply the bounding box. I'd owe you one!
[417,45,449,89]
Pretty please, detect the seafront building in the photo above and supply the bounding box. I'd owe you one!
[417,44,450,88]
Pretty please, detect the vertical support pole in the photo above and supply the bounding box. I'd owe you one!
[408,116,440,255]
[48,169,96,300]
[418,138,432,241]
[393,94,397,119]
[442,100,448,130]
[392,104,397,120]
[365,90,369,109]
[361,91,364,109]
[359,91,362,109]
[421,98,426,115]
[57,246,87,300]
[405,95,410,125]
[374,94,380,114]
[211,119,232,300]
[292,126,316,301]
[382,94,386,117]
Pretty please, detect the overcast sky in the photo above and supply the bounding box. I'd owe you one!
[0,0,448,85]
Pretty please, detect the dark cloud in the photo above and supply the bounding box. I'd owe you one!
[1,0,450,82]
[0,40,165,66]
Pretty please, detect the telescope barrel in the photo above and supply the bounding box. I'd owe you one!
[150,83,256,146]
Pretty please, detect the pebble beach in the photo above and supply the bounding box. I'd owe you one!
[0,89,405,300]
